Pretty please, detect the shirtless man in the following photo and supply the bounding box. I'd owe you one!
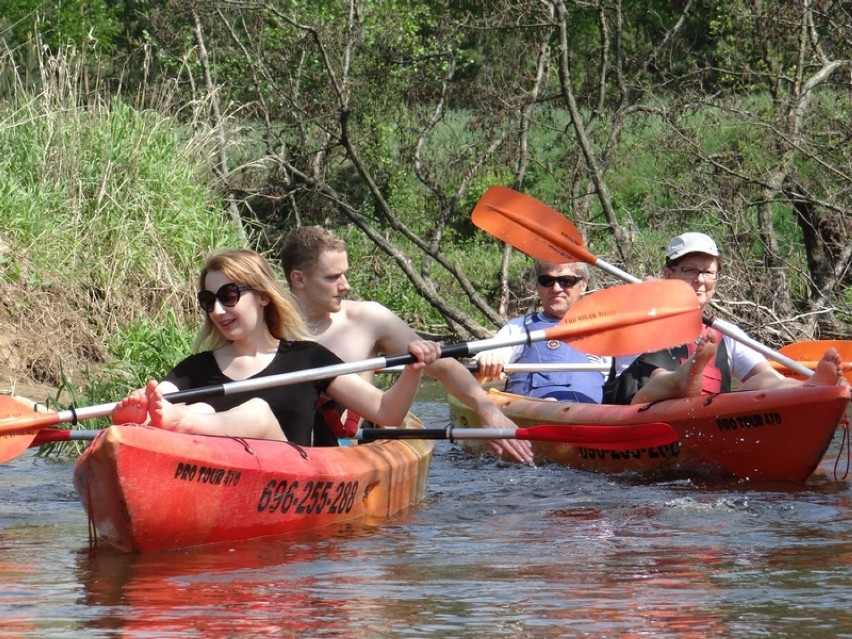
[280,226,534,464]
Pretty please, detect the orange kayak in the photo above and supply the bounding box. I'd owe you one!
[449,385,850,483]
[72,415,433,552]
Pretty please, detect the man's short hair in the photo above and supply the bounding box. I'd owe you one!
[280,226,347,278]
[533,259,590,281]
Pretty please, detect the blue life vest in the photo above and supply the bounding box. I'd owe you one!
[504,312,603,403]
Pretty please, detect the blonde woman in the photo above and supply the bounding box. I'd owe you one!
[112,249,439,445]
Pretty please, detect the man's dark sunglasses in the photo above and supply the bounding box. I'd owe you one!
[536,274,583,289]
[197,283,253,313]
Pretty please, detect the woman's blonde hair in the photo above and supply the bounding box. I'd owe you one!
[193,248,310,351]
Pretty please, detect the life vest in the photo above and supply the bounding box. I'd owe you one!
[315,394,362,438]
[604,327,730,404]
[504,312,603,403]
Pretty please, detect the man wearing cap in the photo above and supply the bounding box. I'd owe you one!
[474,259,609,403]
[606,232,844,404]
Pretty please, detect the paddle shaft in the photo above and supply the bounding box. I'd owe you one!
[357,425,674,449]
[380,362,613,374]
[4,342,498,434]
[385,360,846,375]
[30,429,102,444]
[30,422,677,451]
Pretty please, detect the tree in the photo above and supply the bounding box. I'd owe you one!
[64,0,851,341]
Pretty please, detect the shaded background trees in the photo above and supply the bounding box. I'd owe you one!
[1,0,849,345]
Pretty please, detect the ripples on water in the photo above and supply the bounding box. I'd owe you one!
[1,390,850,638]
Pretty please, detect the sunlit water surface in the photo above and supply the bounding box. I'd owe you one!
[1,383,851,638]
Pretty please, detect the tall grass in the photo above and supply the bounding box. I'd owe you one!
[0,47,239,329]
[0,43,243,425]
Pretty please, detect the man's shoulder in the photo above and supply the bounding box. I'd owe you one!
[339,299,418,344]
[319,300,416,359]
[341,298,394,319]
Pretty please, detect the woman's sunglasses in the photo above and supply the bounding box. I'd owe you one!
[536,274,583,289]
[197,283,253,313]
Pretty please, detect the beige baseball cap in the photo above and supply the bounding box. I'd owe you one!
[666,232,719,261]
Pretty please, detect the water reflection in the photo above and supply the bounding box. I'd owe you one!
[0,395,850,638]
[76,523,397,637]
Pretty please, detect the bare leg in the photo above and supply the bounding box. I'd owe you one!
[145,381,286,441]
[631,333,718,404]
[805,348,845,387]
[680,333,719,397]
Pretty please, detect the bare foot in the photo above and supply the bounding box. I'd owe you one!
[805,348,844,387]
[111,387,150,425]
[145,380,191,433]
[679,332,719,397]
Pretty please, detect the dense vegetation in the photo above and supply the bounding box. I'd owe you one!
[0,1,849,413]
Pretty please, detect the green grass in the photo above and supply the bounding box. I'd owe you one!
[0,47,242,425]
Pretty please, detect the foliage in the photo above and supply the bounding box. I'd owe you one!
[0,47,240,333]
[0,43,242,417]
[107,308,196,389]
[1,0,850,429]
[0,0,121,53]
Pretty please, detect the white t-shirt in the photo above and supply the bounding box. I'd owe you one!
[720,325,767,381]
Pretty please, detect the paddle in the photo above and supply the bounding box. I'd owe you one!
[357,422,676,449]
[472,185,814,378]
[380,362,613,373]
[774,340,852,382]
[0,278,702,443]
[28,421,678,451]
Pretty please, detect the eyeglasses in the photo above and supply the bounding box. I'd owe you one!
[197,283,253,313]
[672,267,719,281]
[536,274,584,289]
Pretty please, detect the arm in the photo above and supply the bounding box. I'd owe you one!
[356,304,534,464]
[472,322,524,382]
[326,340,440,426]
[422,357,534,464]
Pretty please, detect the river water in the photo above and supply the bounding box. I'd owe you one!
[1,382,851,638]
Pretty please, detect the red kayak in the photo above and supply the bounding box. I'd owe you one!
[449,384,850,483]
[73,416,433,552]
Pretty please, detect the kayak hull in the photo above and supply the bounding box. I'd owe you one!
[72,416,433,552]
[449,385,850,483]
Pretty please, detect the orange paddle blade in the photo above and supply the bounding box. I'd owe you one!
[775,340,852,382]
[0,395,61,462]
[546,279,703,356]
[472,186,596,264]
[0,431,39,463]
